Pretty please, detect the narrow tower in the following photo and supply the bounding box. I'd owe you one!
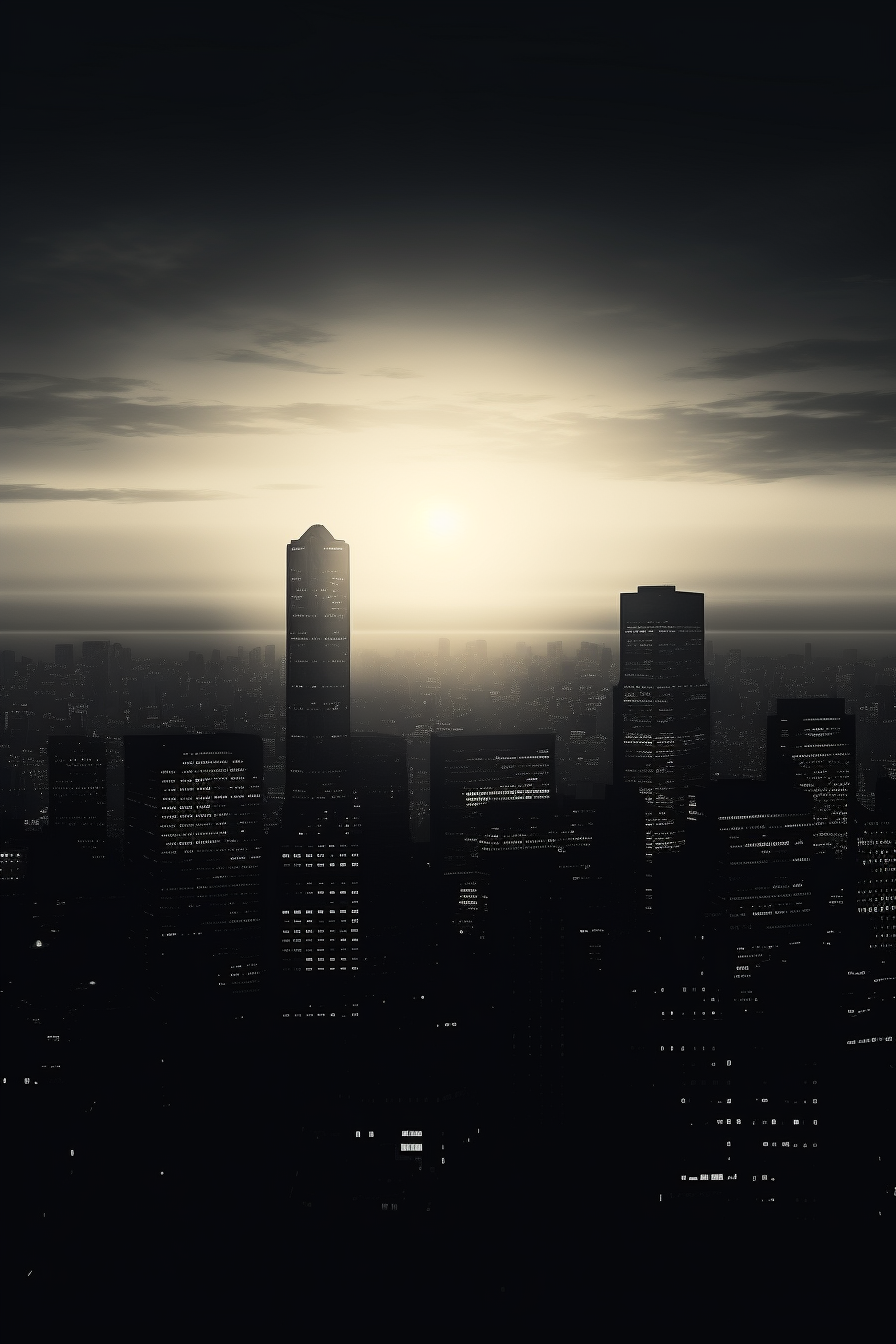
[285,524,351,821]
[279,526,360,998]
[613,585,710,865]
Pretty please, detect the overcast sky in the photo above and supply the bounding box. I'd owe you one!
[1,18,893,643]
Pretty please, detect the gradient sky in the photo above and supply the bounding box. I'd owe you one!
[2,18,894,641]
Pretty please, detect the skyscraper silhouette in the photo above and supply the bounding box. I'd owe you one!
[767,699,855,856]
[613,585,710,877]
[125,734,264,994]
[48,734,107,860]
[285,525,350,822]
[278,526,359,1000]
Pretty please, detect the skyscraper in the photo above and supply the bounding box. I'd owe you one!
[696,779,816,1013]
[613,585,710,859]
[431,733,554,929]
[285,525,350,822]
[125,734,264,994]
[278,526,359,999]
[47,735,107,860]
[767,699,855,856]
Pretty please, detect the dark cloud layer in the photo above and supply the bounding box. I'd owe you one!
[3,371,893,480]
[675,338,896,380]
[0,484,235,502]
[216,349,339,373]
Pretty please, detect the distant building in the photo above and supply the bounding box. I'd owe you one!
[125,734,263,994]
[54,644,74,667]
[81,641,110,705]
[613,585,710,865]
[767,699,855,856]
[48,735,107,860]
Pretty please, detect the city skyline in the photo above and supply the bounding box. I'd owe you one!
[3,13,893,1332]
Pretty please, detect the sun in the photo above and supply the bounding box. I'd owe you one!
[426,505,462,538]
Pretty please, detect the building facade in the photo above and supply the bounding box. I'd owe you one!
[278,526,359,998]
[766,699,855,857]
[125,734,263,994]
[613,585,710,863]
[47,734,107,860]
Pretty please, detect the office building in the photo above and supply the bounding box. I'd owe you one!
[695,780,816,1012]
[47,735,107,860]
[857,775,895,953]
[54,643,74,668]
[613,585,710,859]
[351,732,410,858]
[767,699,855,856]
[80,640,110,712]
[125,734,263,994]
[285,525,350,821]
[278,526,359,993]
[431,733,554,928]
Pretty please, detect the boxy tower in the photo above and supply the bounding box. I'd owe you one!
[613,585,710,862]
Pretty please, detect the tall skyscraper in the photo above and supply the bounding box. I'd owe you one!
[767,699,855,856]
[613,585,710,861]
[278,526,359,998]
[285,525,350,821]
[47,735,107,860]
[125,734,263,994]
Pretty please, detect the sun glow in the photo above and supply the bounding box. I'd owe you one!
[426,505,462,538]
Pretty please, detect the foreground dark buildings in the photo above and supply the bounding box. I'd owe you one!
[3,542,894,1313]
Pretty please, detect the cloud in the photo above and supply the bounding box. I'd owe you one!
[559,388,896,480]
[0,484,237,502]
[253,324,333,349]
[0,371,475,436]
[216,349,339,373]
[673,338,896,379]
[367,367,421,379]
[3,371,893,482]
[472,392,551,403]
[258,483,316,490]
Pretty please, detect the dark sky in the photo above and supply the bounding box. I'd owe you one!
[1,15,894,639]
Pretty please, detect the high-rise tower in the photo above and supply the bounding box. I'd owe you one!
[285,525,351,821]
[613,585,710,860]
[278,526,360,998]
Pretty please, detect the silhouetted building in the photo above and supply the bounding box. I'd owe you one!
[694,779,816,1013]
[351,732,410,858]
[857,774,895,953]
[613,585,710,869]
[48,735,107,860]
[54,643,74,667]
[767,699,855,856]
[285,525,350,823]
[431,733,554,930]
[278,526,359,1001]
[81,640,110,708]
[125,734,263,994]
